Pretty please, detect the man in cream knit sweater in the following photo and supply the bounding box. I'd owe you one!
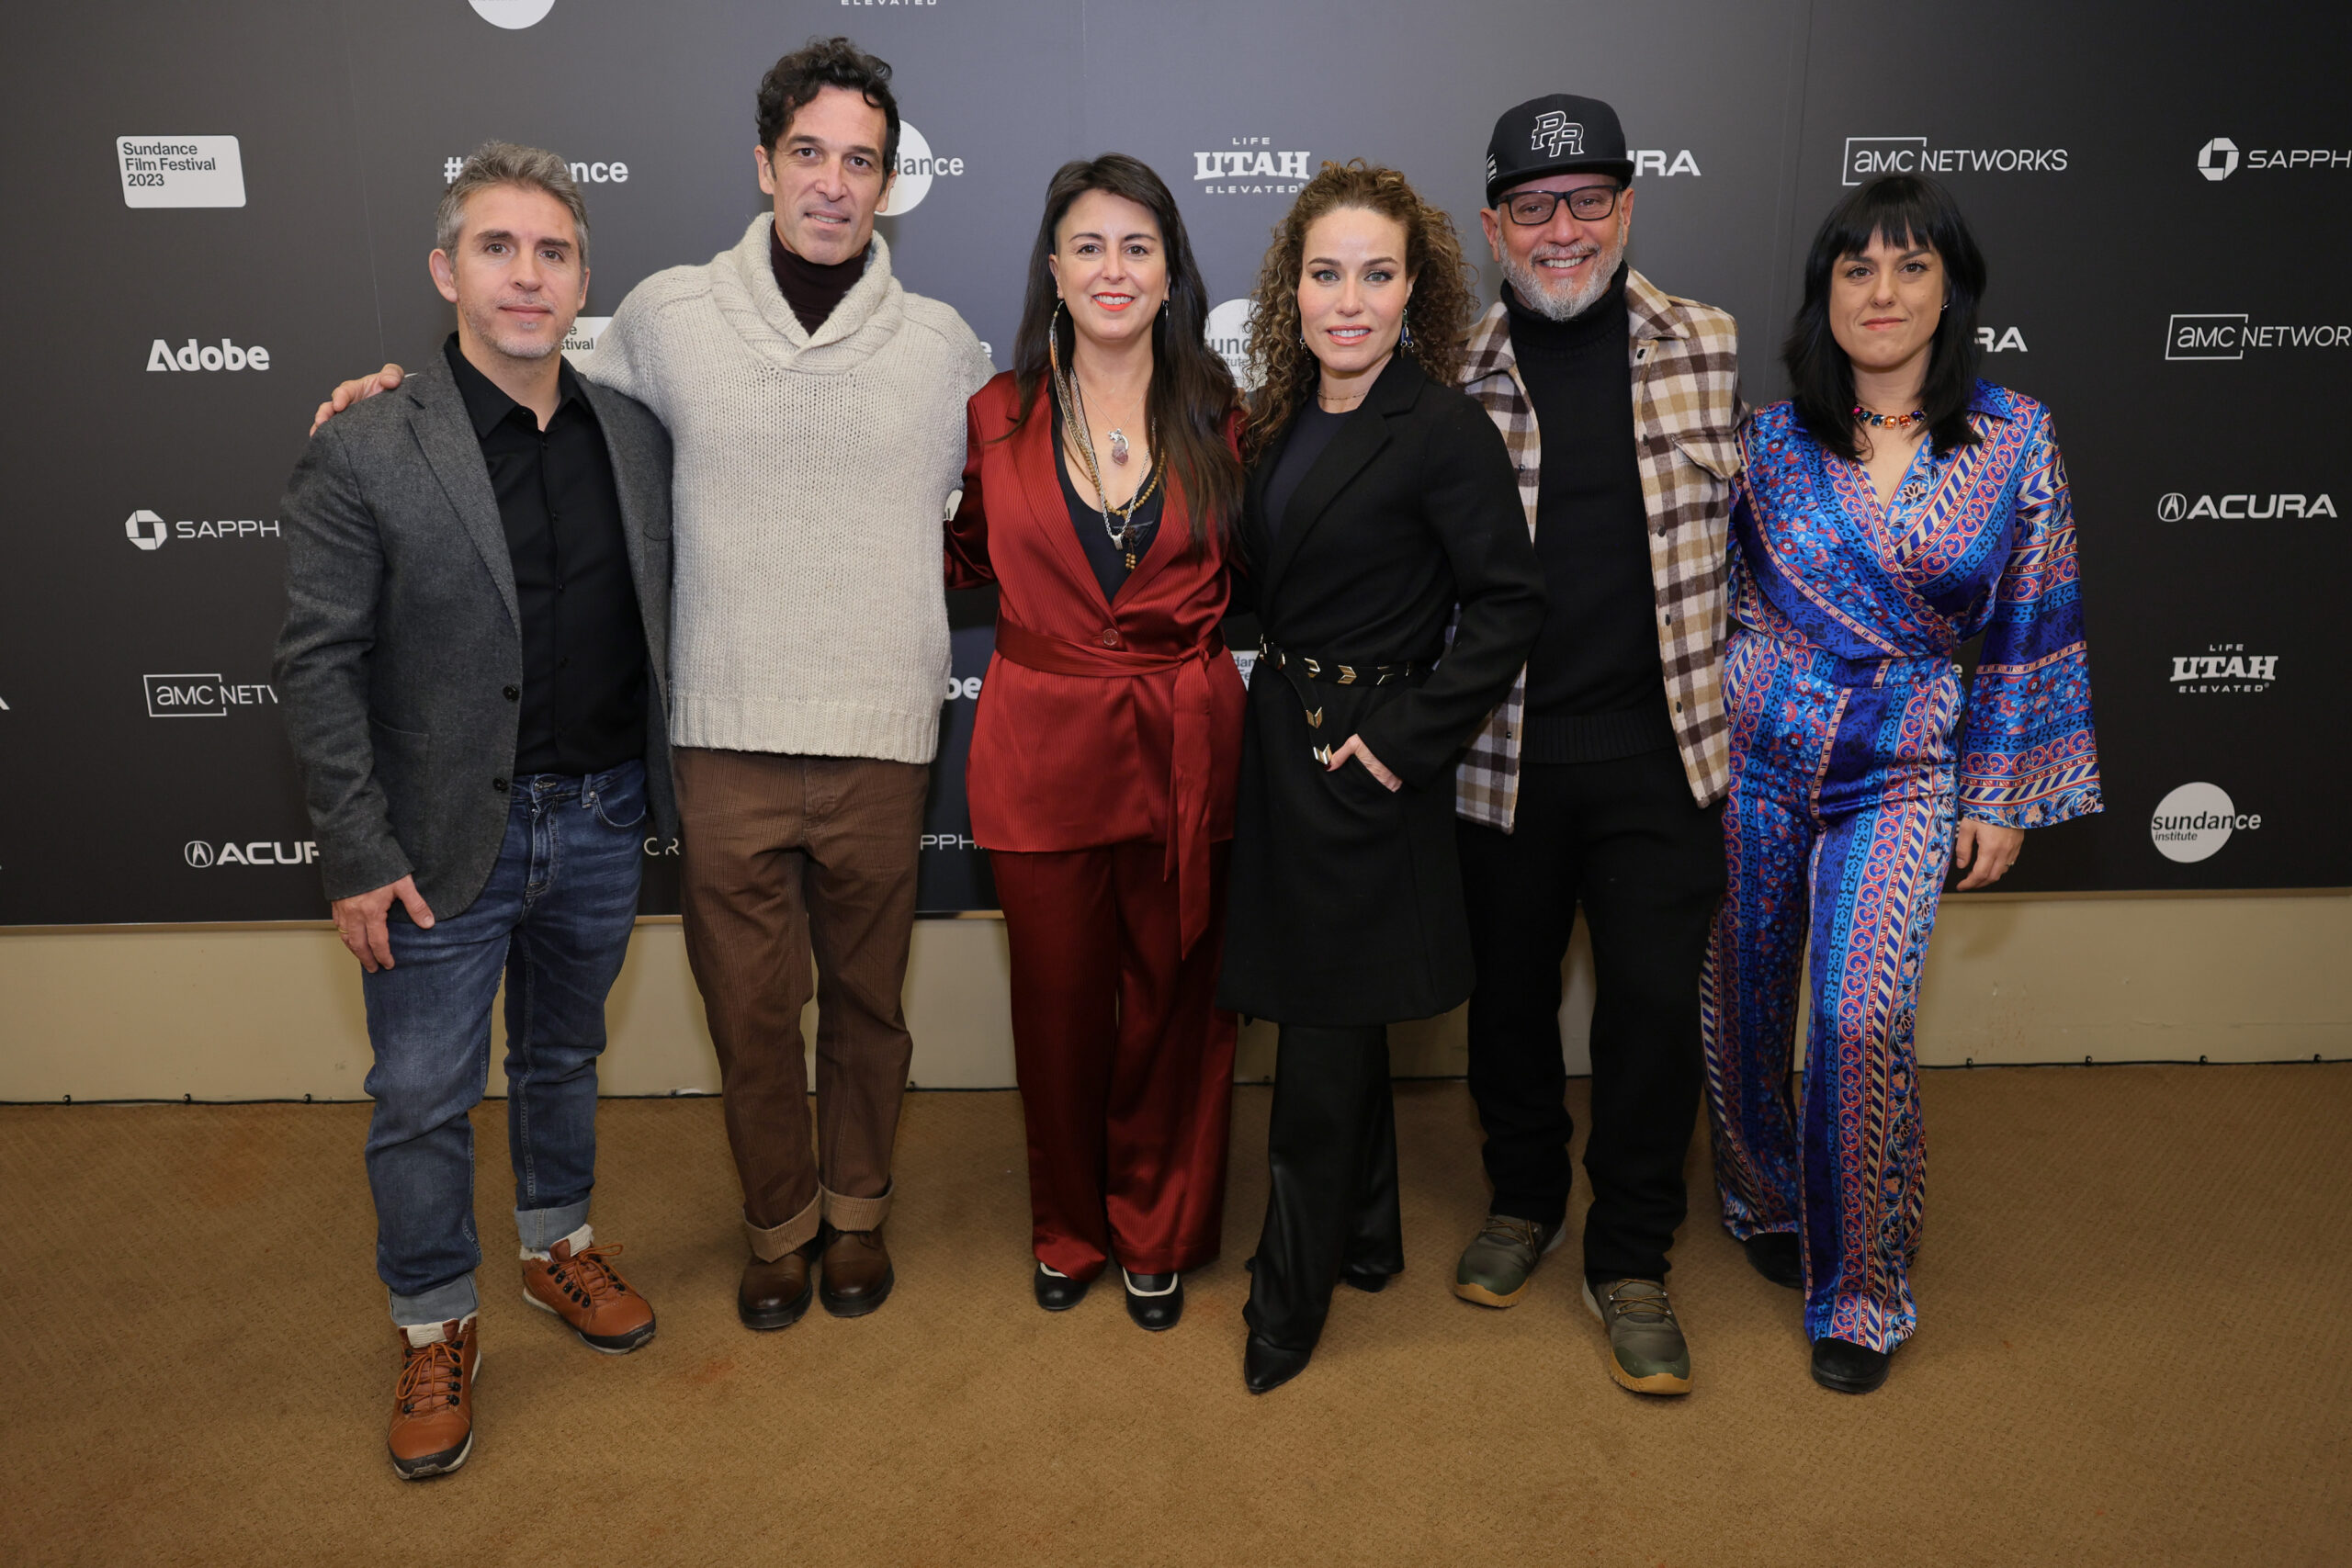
[600,40,992,1331]
[314,39,992,1331]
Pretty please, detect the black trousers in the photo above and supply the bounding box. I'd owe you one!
[1242,1024,1405,1351]
[1456,747,1725,1281]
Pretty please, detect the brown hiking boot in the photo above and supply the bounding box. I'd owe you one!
[389,1316,479,1480]
[523,1235,656,1353]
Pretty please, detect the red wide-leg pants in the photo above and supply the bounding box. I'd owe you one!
[989,839,1236,1282]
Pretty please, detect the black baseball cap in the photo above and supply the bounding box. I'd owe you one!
[1485,93,1634,206]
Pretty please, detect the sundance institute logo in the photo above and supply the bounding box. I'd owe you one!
[1205,299,1256,389]
[2148,782,2259,864]
[469,0,555,27]
[877,122,965,217]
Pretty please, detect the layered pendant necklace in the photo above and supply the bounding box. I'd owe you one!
[1051,327,1161,571]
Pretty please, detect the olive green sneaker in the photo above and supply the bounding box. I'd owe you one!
[1453,1214,1563,1308]
[1581,1277,1692,1395]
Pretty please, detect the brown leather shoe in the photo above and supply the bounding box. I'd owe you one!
[523,1235,656,1354]
[388,1316,478,1480]
[738,1233,822,1331]
[819,1225,895,1317]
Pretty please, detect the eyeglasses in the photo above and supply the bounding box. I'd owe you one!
[1502,184,1621,225]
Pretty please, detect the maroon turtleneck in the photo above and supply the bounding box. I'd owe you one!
[768,221,867,336]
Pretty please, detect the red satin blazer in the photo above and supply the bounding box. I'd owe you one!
[946,372,1246,952]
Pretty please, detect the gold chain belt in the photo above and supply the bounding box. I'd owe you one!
[1258,637,1427,763]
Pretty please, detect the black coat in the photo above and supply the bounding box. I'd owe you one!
[1217,353,1544,1025]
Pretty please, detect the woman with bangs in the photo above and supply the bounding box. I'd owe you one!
[1219,162,1544,1393]
[1702,175,2100,1393]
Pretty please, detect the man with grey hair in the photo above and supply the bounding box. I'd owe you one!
[1449,94,1744,1398]
[277,141,678,1478]
[314,38,994,1334]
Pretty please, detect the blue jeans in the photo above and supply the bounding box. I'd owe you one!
[361,761,647,1325]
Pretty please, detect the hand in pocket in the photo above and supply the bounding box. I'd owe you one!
[1327,733,1400,792]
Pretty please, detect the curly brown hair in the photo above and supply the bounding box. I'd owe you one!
[1241,161,1479,461]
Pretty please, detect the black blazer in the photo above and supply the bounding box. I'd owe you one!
[274,357,678,920]
[1217,353,1544,1025]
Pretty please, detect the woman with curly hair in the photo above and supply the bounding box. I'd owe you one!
[1220,162,1545,1393]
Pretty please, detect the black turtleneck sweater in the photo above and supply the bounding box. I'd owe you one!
[1508,265,1675,762]
[769,222,866,336]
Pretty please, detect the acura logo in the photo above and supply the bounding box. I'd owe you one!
[183,839,318,867]
[2158,493,2188,521]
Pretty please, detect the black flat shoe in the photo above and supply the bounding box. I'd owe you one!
[1243,1334,1312,1394]
[1340,1268,1393,1293]
[1810,1335,1892,1393]
[1743,1232,1804,1290]
[1033,1261,1090,1313]
[1122,1269,1183,1331]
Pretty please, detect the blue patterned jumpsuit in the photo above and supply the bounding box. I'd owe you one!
[1702,382,2100,1352]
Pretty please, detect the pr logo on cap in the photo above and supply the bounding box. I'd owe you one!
[1532,112,1585,158]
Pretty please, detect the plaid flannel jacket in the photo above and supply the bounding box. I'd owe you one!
[1455,269,1743,828]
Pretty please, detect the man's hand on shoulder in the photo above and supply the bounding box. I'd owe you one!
[331,874,435,972]
[310,364,406,436]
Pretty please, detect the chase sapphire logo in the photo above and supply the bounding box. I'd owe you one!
[2197,137,2240,181]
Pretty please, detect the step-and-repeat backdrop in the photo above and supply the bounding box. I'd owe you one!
[1,0,2344,923]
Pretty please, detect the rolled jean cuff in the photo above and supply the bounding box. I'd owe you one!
[390,1272,479,1329]
[515,1200,593,1255]
[743,1190,823,1262]
[822,1180,892,1234]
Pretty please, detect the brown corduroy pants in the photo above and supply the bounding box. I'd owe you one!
[673,748,930,1261]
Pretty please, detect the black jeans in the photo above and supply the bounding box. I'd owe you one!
[1242,1023,1404,1351]
[1456,747,1725,1281]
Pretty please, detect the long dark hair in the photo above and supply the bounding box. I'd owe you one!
[1006,154,1243,551]
[1242,161,1478,462]
[1783,174,1987,463]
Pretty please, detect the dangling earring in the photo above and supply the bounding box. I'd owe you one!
[1400,314,1414,350]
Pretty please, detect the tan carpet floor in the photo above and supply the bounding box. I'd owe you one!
[4,1065,2347,1567]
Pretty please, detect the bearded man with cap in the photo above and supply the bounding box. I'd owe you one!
[1449,93,1742,1397]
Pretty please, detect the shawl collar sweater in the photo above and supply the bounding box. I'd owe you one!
[587,215,994,763]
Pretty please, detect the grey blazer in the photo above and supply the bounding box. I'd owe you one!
[273,355,678,919]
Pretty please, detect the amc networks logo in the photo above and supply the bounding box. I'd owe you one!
[185,840,317,868]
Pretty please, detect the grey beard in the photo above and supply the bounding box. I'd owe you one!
[1500,241,1623,321]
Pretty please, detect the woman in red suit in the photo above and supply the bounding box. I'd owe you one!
[946,154,1248,1331]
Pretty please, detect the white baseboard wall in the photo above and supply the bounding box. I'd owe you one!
[2,895,2345,1102]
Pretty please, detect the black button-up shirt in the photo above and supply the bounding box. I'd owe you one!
[444,335,646,776]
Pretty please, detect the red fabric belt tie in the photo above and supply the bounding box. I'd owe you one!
[990,617,1221,957]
